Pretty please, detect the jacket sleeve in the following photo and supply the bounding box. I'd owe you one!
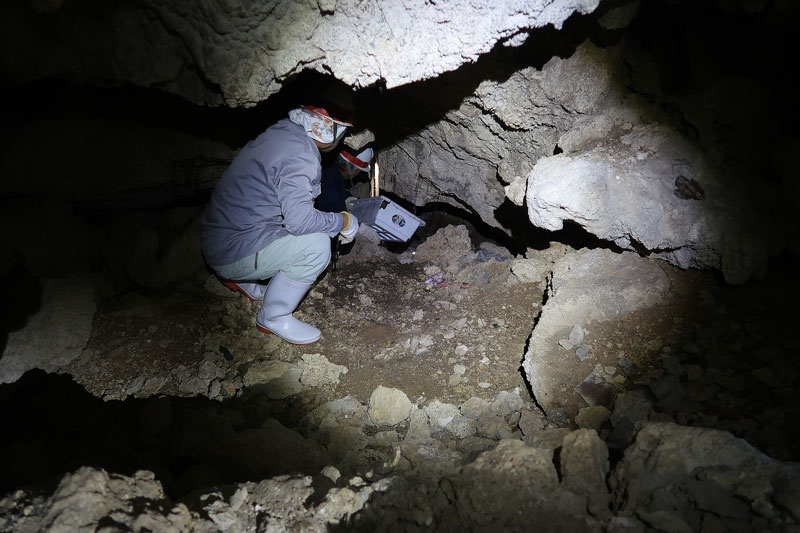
[275,151,343,237]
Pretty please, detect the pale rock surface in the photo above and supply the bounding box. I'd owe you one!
[452,439,602,531]
[381,41,617,230]
[523,248,670,415]
[1,275,97,384]
[526,111,776,283]
[299,353,348,387]
[368,385,414,426]
[4,0,601,106]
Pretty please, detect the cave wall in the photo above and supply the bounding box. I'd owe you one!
[377,39,619,231]
[2,0,797,285]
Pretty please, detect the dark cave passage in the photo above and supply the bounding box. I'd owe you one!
[2,0,800,530]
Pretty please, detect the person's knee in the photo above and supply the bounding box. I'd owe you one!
[284,233,331,283]
[305,233,332,271]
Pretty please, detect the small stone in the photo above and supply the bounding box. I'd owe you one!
[575,344,590,361]
[575,406,611,430]
[661,353,682,376]
[230,487,248,511]
[425,400,460,428]
[321,465,341,483]
[453,364,467,375]
[455,344,469,356]
[518,409,546,436]
[445,415,477,439]
[418,334,434,347]
[208,380,222,400]
[526,427,570,450]
[489,389,524,417]
[460,397,490,419]
[559,339,574,350]
[412,309,424,321]
[618,354,638,376]
[569,324,585,345]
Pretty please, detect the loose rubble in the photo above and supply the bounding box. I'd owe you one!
[1,224,798,531]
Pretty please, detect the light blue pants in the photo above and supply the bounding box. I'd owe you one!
[210,233,331,284]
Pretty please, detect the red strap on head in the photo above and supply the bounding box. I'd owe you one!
[301,105,353,127]
[340,150,370,170]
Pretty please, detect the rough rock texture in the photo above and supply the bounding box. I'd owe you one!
[379,40,618,229]
[611,423,800,532]
[5,421,796,532]
[0,276,96,384]
[451,438,602,531]
[368,385,414,426]
[523,247,670,415]
[523,106,777,284]
[2,0,601,106]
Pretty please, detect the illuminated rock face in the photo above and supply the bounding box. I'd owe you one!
[0,0,788,283]
[3,0,600,106]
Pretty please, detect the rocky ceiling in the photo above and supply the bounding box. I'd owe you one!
[1,0,798,284]
[7,0,601,106]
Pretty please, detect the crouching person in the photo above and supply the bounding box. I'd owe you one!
[200,85,359,345]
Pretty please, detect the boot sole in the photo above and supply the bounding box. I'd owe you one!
[256,323,320,345]
[222,280,262,302]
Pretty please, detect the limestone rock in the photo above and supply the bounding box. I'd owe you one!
[5,0,602,106]
[576,405,612,430]
[299,353,348,387]
[561,429,611,518]
[1,275,97,384]
[453,439,601,531]
[527,119,775,284]
[368,386,414,426]
[523,248,670,416]
[610,423,800,528]
[414,224,472,266]
[243,361,303,399]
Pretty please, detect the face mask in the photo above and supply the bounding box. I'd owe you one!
[288,108,347,144]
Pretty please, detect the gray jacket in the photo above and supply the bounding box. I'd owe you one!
[201,119,343,267]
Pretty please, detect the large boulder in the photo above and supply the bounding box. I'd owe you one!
[524,108,779,283]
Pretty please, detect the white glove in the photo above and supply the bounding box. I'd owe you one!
[339,211,359,244]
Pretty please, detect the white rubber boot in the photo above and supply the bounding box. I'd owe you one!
[256,272,320,344]
[222,280,266,301]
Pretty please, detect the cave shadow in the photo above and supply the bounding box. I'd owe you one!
[368,192,627,260]
[0,252,43,358]
[493,198,627,255]
[556,249,800,463]
[633,250,800,462]
[0,369,339,500]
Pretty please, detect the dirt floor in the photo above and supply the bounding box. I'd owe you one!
[64,235,800,462]
[69,248,541,409]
